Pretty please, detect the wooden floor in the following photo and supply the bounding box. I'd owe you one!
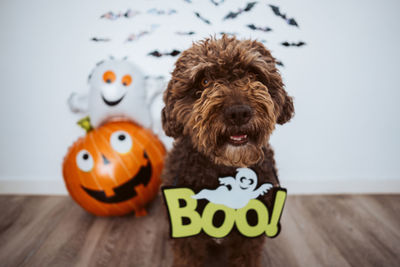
[0,194,399,267]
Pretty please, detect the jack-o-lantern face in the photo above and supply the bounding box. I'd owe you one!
[63,120,165,216]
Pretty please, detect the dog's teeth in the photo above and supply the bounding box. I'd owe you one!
[230,135,247,141]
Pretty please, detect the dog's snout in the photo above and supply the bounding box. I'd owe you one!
[224,105,252,126]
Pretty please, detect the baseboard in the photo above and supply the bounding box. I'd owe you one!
[0,178,399,195]
[0,179,68,195]
[281,179,400,195]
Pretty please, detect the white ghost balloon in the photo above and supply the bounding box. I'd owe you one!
[89,59,152,128]
[69,59,151,128]
[68,58,175,150]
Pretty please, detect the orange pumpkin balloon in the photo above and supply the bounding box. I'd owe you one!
[63,118,165,216]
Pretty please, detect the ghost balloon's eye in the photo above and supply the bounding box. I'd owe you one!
[122,74,132,86]
[110,130,133,154]
[103,70,116,84]
[76,150,94,172]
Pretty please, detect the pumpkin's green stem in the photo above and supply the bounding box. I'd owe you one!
[77,116,94,133]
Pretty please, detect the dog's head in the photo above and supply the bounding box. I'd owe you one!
[162,36,294,167]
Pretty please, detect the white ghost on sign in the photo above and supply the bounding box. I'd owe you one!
[192,168,272,209]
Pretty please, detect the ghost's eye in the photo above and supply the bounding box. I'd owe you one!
[122,74,132,86]
[248,179,254,185]
[76,150,94,172]
[240,177,246,183]
[110,130,132,153]
[103,70,116,84]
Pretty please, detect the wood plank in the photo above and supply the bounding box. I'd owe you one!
[0,196,70,267]
[263,196,352,267]
[0,195,398,267]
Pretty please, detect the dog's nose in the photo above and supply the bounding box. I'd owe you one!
[224,105,252,126]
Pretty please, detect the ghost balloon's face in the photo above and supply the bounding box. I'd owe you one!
[236,168,257,191]
[89,60,145,107]
[87,59,151,128]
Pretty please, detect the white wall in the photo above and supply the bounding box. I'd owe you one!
[0,0,399,194]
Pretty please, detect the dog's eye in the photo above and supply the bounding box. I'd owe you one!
[249,73,257,80]
[201,78,210,87]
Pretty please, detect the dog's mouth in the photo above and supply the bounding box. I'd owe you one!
[228,134,249,146]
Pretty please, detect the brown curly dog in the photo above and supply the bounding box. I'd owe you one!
[161,35,294,267]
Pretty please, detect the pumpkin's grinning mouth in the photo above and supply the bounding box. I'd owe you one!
[81,151,152,204]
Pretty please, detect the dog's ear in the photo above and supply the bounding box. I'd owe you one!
[275,86,294,125]
[162,80,183,138]
[251,41,295,125]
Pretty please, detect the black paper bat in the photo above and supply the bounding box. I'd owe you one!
[124,9,140,18]
[100,9,139,20]
[126,31,150,42]
[281,41,306,47]
[194,12,211,24]
[219,31,237,36]
[224,2,257,20]
[148,50,181,57]
[210,0,225,6]
[247,24,272,32]
[147,8,177,15]
[126,25,159,42]
[269,5,298,27]
[176,31,196,35]
[90,37,111,42]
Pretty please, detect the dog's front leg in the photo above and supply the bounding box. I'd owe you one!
[226,233,265,267]
[171,236,208,267]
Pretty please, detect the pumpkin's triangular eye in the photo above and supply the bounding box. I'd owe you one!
[102,154,110,165]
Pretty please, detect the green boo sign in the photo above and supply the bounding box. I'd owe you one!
[162,187,287,238]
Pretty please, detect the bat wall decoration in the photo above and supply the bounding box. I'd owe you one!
[125,25,159,43]
[175,31,196,35]
[210,0,225,6]
[281,41,306,47]
[148,50,181,57]
[223,2,257,20]
[269,5,299,27]
[247,24,272,32]
[147,8,177,15]
[194,12,211,25]
[219,32,238,36]
[126,32,150,42]
[90,37,111,42]
[91,2,305,68]
[100,9,140,20]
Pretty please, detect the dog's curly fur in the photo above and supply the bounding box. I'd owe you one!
[162,35,294,267]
